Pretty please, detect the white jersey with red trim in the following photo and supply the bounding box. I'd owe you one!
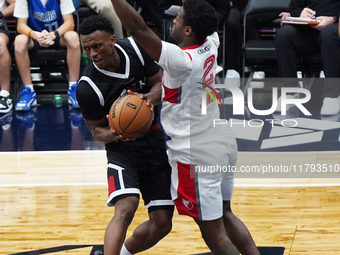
[158,32,222,144]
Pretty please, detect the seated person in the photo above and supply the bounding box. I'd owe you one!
[275,0,340,115]
[13,0,81,111]
[224,0,248,84]
[0,0,15,113]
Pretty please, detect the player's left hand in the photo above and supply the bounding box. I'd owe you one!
[127,90,154,112]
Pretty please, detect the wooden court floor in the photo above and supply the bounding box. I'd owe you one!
[1,150,340,255]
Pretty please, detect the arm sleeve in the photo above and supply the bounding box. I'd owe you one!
[158,41,192,79]
[60,0,75,15]
[13,0,28,18]
[289,0,305,17]
[76,79,106,121]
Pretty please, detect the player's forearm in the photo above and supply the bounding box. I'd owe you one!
[1,2,15,18]
[57,19,74,36]
[146,82,162,106]
[91,126,117,144]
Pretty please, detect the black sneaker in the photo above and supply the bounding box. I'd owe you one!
[0,94,13,114]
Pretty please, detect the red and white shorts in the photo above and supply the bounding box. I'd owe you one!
[167,126,237,221]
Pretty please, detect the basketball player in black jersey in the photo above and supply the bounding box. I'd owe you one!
[76,15,174,255]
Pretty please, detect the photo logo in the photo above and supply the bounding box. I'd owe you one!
[200,84,311,116]
[197,82,222,115]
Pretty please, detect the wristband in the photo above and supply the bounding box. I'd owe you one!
[28,29,33,37]
[54,30,60,40]
[0,11,4,19]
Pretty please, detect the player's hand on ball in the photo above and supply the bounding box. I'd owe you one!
[127,90,154,112]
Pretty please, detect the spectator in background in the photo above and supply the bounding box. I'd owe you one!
[275,0,340,115]
[0,0,15,114]
[224,0,248,84]
[13,0,81,111]
[80,0,124,39]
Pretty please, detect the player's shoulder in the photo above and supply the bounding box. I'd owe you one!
[207,32,220,47]
[116,37,138,52]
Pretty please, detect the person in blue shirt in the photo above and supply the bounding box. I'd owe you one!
[13,0,81,111]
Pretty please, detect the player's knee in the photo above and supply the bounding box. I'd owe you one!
[114,207,135,227]
[154,218,172,238]
[64,32,80,50]
[114,199,138,226]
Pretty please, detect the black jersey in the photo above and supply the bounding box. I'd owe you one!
[77,37,161,122]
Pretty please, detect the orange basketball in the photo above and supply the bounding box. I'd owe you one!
[108,94,154,140]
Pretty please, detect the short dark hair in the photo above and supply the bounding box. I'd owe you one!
[79,14,115,36]
[182,0,219,43]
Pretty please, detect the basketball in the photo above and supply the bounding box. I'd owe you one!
[108,94,154,139]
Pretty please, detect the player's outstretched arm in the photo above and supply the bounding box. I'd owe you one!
[110,0,162,62]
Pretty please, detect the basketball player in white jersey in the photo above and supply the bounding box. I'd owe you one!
[111,0,260,254]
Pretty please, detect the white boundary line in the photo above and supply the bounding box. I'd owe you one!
[1,182,340,188]
[1,150,339,188]
[0,182,107,188]
[0,150,339,154]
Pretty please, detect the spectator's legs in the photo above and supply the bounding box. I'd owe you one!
[0,33,12,93]
[60,31,81,82]
[319,23,340,97]
[14,34,34,85]
[275,25,319,78]
[80,0,124,39]
[224,7,242,74]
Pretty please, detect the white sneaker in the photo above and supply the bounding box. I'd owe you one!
[250,71,265,89]
[253,71,265,79]
[320,70,325,78]
[216,65,223,75]
[275,93,299,112]
[320,96,340,115]
[225,69,240,87]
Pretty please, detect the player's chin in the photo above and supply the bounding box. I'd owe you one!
[93,59,104,67]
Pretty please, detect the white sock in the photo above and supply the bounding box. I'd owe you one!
[120,243,133,255]
[0,90,10,97]
[69,81,77,88]
[25,84,34,91]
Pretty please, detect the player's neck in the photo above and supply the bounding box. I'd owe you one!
[178,35,200,49]
[107,48,122,73]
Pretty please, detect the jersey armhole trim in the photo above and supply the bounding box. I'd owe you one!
[128,37,145,66]
[79,76,105,107]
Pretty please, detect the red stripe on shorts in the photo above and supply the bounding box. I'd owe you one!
[174,162,199,220]
[108,176,116,196]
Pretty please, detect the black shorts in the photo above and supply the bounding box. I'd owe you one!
[106,128,174,212]
[30,36,61,54]
[0,26,13,49]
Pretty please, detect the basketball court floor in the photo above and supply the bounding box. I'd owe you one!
[1,78,340,255]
